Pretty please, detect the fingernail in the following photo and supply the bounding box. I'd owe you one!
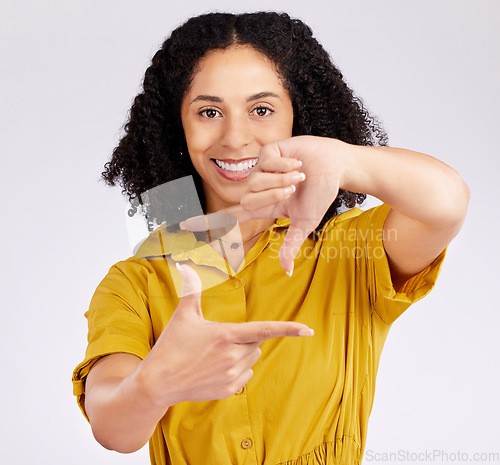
[284,185,295,197]
[292,172,306,183]
[179,221,186,230]
[298,328,314,336]
[176,262,184,273]
[285,263,294,277]
[295,160,302,168]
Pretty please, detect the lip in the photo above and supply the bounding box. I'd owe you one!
[211,158,258,181]
[212,157,258,164]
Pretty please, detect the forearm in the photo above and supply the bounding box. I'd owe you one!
[335,141,469,283]
[340,143,470,229]
[85,355,170,453]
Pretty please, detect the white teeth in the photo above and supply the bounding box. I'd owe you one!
[214,158,258,173]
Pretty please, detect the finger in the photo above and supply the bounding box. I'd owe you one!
[179,212,237,237]
[233,342,261,362]
[242,345,262,366]
[181,204,281,230]
[248,171,306,193]
[175,263,203,317]
[227,321,314,344]
[240,185,296,212]
[220,204,278,224]
[279,225,312,276]
[228,347,262,393]
[231,368,254,395]
[218,205,255,224]
[258,143,303,173]
[227,344,262,372]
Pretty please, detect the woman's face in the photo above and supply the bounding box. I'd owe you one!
[181,45,294,212]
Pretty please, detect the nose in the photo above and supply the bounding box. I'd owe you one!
[220,114,252,150]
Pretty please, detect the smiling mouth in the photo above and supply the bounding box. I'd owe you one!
[212,157,258,173]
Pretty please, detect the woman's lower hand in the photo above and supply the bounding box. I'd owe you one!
[139,263,314,406]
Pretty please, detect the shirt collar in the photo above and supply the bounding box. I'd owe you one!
[134,218,290,274]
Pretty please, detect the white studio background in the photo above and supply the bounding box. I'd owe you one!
[1,0,498,464]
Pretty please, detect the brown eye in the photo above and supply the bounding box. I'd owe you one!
[200,108,220,118]
[252,106,273,117]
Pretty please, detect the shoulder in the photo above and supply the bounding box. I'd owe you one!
[318,204,391,241]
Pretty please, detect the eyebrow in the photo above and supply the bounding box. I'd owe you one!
[190,91,281,105]
[247,91,281,102]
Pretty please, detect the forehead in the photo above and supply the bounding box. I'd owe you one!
[186,45,286,97]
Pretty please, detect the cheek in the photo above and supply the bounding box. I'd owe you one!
[184,122,218,155]
[282,117,294,137]
[256,119,294,142]
[283,104,294,136]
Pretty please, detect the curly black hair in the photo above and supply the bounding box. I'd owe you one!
[102,11,388,230]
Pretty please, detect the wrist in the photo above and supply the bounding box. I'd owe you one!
[326,139,367,192]
[129,357,180,411]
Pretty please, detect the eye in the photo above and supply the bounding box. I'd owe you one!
[251,106,274,117]
[198,108,221,119]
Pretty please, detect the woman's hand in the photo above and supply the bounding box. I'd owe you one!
[239,136,346,274]
[139,263,314,406]
[233,135,469,283]
[181,135,469,282]
[180,136,347,275]
[85,263,313,452]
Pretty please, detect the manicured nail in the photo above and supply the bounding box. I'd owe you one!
[179,221,186,230]
[176,262,184,273]
[292,172,306,183]
[284,185,295,197]
[298,328,314,336]
[285,262,294,277]
[294,160,302,168]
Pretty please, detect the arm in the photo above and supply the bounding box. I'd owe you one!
[340,143,470,288]
[231,136,469,279]
[85,353,166,453]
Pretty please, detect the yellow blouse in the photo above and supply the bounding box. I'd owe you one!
[72,204,445,465]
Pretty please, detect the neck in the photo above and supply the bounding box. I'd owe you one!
[204,192,274,243]
[238,217,274,240]
[218,217,274,267]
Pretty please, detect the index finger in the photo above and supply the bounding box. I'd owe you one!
[258,143,303,173]
[226,321,314,344]
[179,212,237,235]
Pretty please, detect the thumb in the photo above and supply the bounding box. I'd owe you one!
[175,263,203,318]
[279,225,310,276]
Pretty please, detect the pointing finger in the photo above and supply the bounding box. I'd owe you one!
[179,212,237,236]
[227,321,314,344]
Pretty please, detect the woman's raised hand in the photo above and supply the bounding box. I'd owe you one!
[139,263,314,406]
[240,136,345,274]
[180,136,347,275]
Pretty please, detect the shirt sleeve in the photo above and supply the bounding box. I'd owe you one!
[324,204,446,325]
[72,261,154,420]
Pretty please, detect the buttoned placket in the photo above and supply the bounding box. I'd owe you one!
[222,275,259,464]
[149,219,290,463]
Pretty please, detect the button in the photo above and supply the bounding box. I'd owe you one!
[235,387,244,395]
[241,438,253,450]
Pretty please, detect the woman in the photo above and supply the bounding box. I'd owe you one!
[72,12,469,465]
